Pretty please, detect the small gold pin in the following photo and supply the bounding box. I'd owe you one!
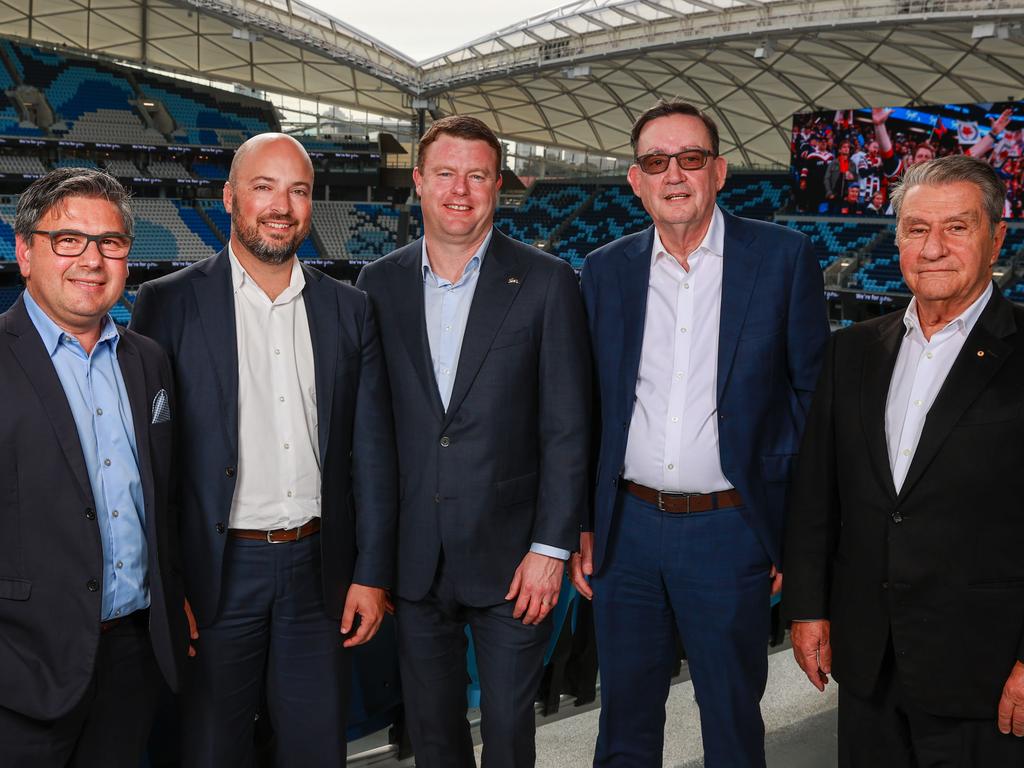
[507,276,520,285]
[977,350,985,358]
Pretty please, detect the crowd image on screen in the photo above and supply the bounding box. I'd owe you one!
[791,103,1024,217]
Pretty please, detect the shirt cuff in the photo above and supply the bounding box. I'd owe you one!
[530,542,571,560]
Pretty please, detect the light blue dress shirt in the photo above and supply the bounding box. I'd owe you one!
[24,290,149,621]
[421,235,569,561]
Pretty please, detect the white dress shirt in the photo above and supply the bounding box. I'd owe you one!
[228,247,321,530]
[885,282,991,493]
[623,206,732,493]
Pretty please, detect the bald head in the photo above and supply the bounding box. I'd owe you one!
[228,133,313,187]
[224,132,314,266]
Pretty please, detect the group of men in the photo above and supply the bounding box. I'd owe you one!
[1,99,1023,768]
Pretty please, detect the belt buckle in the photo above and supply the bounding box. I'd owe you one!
[267,528,291,544]
[656,490,665,512]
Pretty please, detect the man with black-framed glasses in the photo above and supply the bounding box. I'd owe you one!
[0,167,194,767]
[569,100,829,767]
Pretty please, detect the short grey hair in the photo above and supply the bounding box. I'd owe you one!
[890,154,1005,231]
[14,167,133,239]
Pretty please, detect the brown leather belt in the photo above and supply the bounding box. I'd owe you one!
[100,608,148,634]
[229,517,321,544]
[624,480,743,514]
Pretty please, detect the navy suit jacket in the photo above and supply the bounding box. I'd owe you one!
[356,229,591,606]
[581,211,829,572]
[0,295,188,720]
[131,250,397,624]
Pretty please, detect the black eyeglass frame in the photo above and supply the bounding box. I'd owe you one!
[634,148,717,175]
[30,229,135,260]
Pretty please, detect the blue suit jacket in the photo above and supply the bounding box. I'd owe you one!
[581,210,829,571]
[130,250,397,624]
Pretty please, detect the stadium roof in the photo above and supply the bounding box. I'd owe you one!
[8,0,1024,166]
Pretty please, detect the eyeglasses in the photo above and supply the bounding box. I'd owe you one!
[635,148,716,175]
[31,229,134,260]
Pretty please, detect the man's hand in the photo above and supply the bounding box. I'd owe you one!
[505,552,562,625]
[871,107,892,126]
[340,584,387,648]
[997,661,1024,736]
[569,532,594,600]
[184,598,199,658]
[991,108,1014,135]
[791,619,832,691]
[769,564,783,596]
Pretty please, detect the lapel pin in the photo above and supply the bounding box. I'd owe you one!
[506,276,520,285]
[977,350,985,358]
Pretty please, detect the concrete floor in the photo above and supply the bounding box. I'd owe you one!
[351,641,840,767]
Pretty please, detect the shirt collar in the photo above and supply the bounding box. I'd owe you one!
[422,230,492,287]
[903,281,993,340]
[651,205,725,266]
[22,286,118,357]
[228,244,306,303]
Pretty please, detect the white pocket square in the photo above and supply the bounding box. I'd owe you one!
[151,389,170,424]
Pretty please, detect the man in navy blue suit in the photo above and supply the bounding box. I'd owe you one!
[570,101,829,767]
[131,134,396,767]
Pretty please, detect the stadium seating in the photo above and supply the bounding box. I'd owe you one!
[131,198,217,260]
[776,219,888,271]
[196,199,319,259]
[148,160,192,179]
[174,200,222,252]
[192,162,229,180]
[0,155,47,175]
[850,226,905,293]
[717,174,790,220]
[312,201,397,260]
[549,184,649,269]
[53,158,100,170]
[0,49,39,137]
[492,182,594,246]
[105,159,142,177]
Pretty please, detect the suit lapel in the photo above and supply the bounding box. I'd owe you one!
[617,227,655,419]
[444,230,530,427]
[898,289,1015,499]
[301,264,337,467]
[861,313,904,500]
[7,297,93,505]
[116,333,156,527]
[717,212,763,403]
[390,239,445,419]
[191,250,239,457]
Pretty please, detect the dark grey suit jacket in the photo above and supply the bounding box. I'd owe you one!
[357,228,591,606]
[0,295,188,720]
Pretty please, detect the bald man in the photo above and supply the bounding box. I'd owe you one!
[131,134,397,768]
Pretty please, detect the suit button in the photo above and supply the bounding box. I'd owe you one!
[434,494,441,503]
[881,581,889,590]
[611,478,618,487]
[215,522,226,534]
[439,436,450,448]
[85,507,96,520]
[225,466,235,478]
[86,579,99,592]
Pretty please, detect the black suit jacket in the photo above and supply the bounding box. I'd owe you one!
[0,295,188,720]
[131,250,397,624]
[356,229,591,606]
[783,287,1024,718]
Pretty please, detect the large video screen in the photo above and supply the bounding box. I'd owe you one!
[791,102,1024,217]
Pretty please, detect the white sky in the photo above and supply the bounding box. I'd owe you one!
[310,0,564,61]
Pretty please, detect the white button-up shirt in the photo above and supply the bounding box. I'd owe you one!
[623,206,732,493]
[228,247,321,530]
[885,282,991,493]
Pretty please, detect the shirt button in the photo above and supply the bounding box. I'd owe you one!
[96,408,103,416]
[103,458,111,467]
[671,416,679,423]
[442,368,450,375]
[274,348,280,355]
[112,509,119,518]
[440,436,451,447]
[676,372,684,379]
[914,399,923,407]
[925,351,933,359]
[679,327,687,333]
[287,490,293,498]
[284,442,290,450]
[445,325,452,331]
[114,608,121,616]
[667,463,674,470]
[279,396,285,402]
[86,579,99,592]
[683,283,690,289]
[116,561,123,569]
[902,448,911,457]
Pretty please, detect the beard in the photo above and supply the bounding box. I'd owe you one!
[232,210,309,265]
